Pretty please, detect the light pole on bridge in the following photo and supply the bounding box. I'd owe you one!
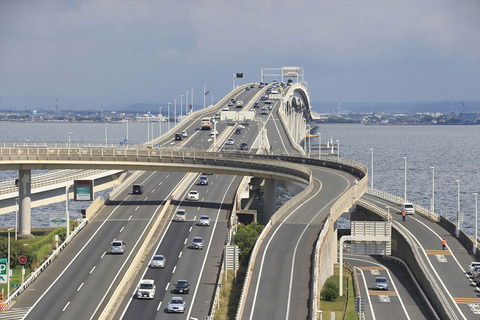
[474,192,478,253]
[168,102,171,132]
[455,179,461,234]
[403,156,407,201]
[370,148,374,190]
[430,166,435,215]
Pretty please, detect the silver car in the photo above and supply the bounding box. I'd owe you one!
[149,255,166,268]
[373,277,388,290]
[110,240,125,254]
[198,215,210,226]
[168,297,185,313]
[190,237,204,250]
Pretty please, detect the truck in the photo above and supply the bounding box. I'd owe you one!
[201,117,212,130]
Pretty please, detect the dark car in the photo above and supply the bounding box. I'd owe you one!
[253,102,260,108]
[239,142,248,150]
[174,280,190,294]
[132,184,143,194]
[175,133,183,141]
[235,128,242,134]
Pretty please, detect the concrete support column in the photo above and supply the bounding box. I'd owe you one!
[18,170,33,239]
[264,179,277,222]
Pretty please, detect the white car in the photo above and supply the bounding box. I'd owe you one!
[210,129,218,136]
[181,130,188,137]
[187,191,199,201]
[469,262,480,274]
[190,236,204,249]
[226,138,235,145]
[137,279,156,299]
[168,297,185,313]
[175,209,187,221]
[222,105,229,111]
[198,215,210,226]
[149,255,166,268]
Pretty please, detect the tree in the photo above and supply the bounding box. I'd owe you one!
[234,222,264,259]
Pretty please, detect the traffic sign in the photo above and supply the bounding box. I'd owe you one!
[124,138,128,142]
[12,283,18,288]
[0,258,7,284]
[120,141,124,146]
[19,256,27,265]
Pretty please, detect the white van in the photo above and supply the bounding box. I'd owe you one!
[402,202,415,215]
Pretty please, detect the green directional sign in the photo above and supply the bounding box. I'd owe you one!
[0,258,7,284]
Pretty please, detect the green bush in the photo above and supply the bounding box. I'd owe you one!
[324,278,338,291]
[233,222,264,260]
[321,287,339,301]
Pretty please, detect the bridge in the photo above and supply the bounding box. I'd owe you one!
[0,70,478,320]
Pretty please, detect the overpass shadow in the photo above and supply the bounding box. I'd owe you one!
[170,200,233,211]
[105,200,166,206]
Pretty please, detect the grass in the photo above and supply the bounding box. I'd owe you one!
[320,264,358,320]
[214,262,247,319]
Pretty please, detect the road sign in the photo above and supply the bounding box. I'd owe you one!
[74,180,93,201]
[19,256,27,265]
[12,283,18,288]
[120,141,124,146]
[0,258,7,284]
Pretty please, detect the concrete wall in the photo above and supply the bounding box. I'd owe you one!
[438,215,480,261]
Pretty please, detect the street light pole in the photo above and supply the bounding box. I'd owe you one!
[403,156,407,201]
[191,89,194,114]
[336,139,340,162]
[180,95,183,118]
[186,91,188,116]
[473,192,478,252]
[204,85,206,109]
[15,198,18,240]
[174,99,177,127]
[430,166,435,215]
[104,123,108,147]
[159,107,162,138]
[68,132,72,149]
[7,228,13,298]
[370,148,374,189]
[456,179,461,231]
[168,102,171,132]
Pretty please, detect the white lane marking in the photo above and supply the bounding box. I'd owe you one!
[151,189,155,193]
[356,267,376,320]
[197,207,201,211]
[119,226,124,233]
[165,283,170,291]
[157,301,162,311]
[172,266,176,274]
[379,295,391,303]
[347,256,411,319]
[370,270,380,275]
[184,238,188,245]
[77,283,84,292]
[101,252,106,259]
[62,302,70,312]
[435,255,448,262]
[165,174,169,178]
[90,266,96,274]
[205,189,209,194]
[135,206,139,211]
[128,215,132,221]
[211,181,214,186]
[186,177,236,319]
[178,251,182,259]
[400,221,467,319]
[143,197,148,201]
[189,226,193,232]
[158,181,163,186]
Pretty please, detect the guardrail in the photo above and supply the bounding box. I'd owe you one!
[4,218,88,306]
[366,188,439,222]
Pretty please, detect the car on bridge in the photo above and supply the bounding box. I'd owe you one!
[110,240,126,254]
[132,184,143,194]
[137,279,156,299]
[187,191,199,201]
[222,105,229,111]
[226,138,235,145]
[175,209,187,221]
[468,262,480,274]
[373,276,389,290]
[168,297,185,313]
[198,176,208,185]
[198,215,210,226]
[174,280,190,294]
[190,237,204,249]
[239,142,248,150]
[260,108,268,115]
[235,128,242,134]
[181,130,188,137]
[253,102,260,108]
[149,254,166,268]
[402,202,415,214]
[175,133,183,141]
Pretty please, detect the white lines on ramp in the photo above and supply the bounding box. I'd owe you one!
[184,238,188,245]
[172,266,177,274]
[77,282,84,291]
[165,282,170,291]
[158,181,163,186]
[157,301,162,311]
[151,189,155,193]
[62,301,70,312]
[135,206,139,211]
[119,226,125,233]
[90,266,96,274]
[128,215,132,221]
[178,251,182,259]
[143,197,148,201]
[101,252,106,259]
[189,226,193,232]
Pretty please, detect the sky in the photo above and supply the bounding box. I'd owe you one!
[0,0,479,110]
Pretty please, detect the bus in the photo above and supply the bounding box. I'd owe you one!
[201,117,212,130]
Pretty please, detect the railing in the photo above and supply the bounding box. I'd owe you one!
[366,188,439,222]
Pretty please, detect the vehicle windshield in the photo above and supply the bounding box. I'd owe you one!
[153,256,163,261]
[112,242,122,247]
[140,283,154,289]
[376,278,387,283]
[171,299,182,304]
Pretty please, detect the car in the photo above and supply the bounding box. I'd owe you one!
[264,100,272,109]
[175,133,183,141]
[226,138,235,145]
[181,130,188,137]
[471,265,480,277]
[468,262,480,274]
[214,112,220,119]
[110,240,125,254]
[373,277,388,290]
[175,209,187,221]
[132,184,143,194]
[222,105,229,111]
[402,202,415,214]
[230,98,236,103]
[187,191,199,201]
[227,101,233,107]
[190,236,204,249]
[149,254,166,268]
[237,124,245,129]
[235,101,244,108]
[235,128,242,134]
[253,102,260,108]
[250,84,255,88]
[210,129,218,136]
[137,279,156,299]
[198,215,210,226]
[174,280,190,294]
[260,108,268,115]
[239,142,248,150]
[245,86,250,91]
[260,95,267,101]
[198,176,208,185]
[168,297,185,313]
[271,89,278,94]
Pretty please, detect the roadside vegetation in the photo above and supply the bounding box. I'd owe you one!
[319,264,357,319]
[214,222,264,319]
[0,222,78,289]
